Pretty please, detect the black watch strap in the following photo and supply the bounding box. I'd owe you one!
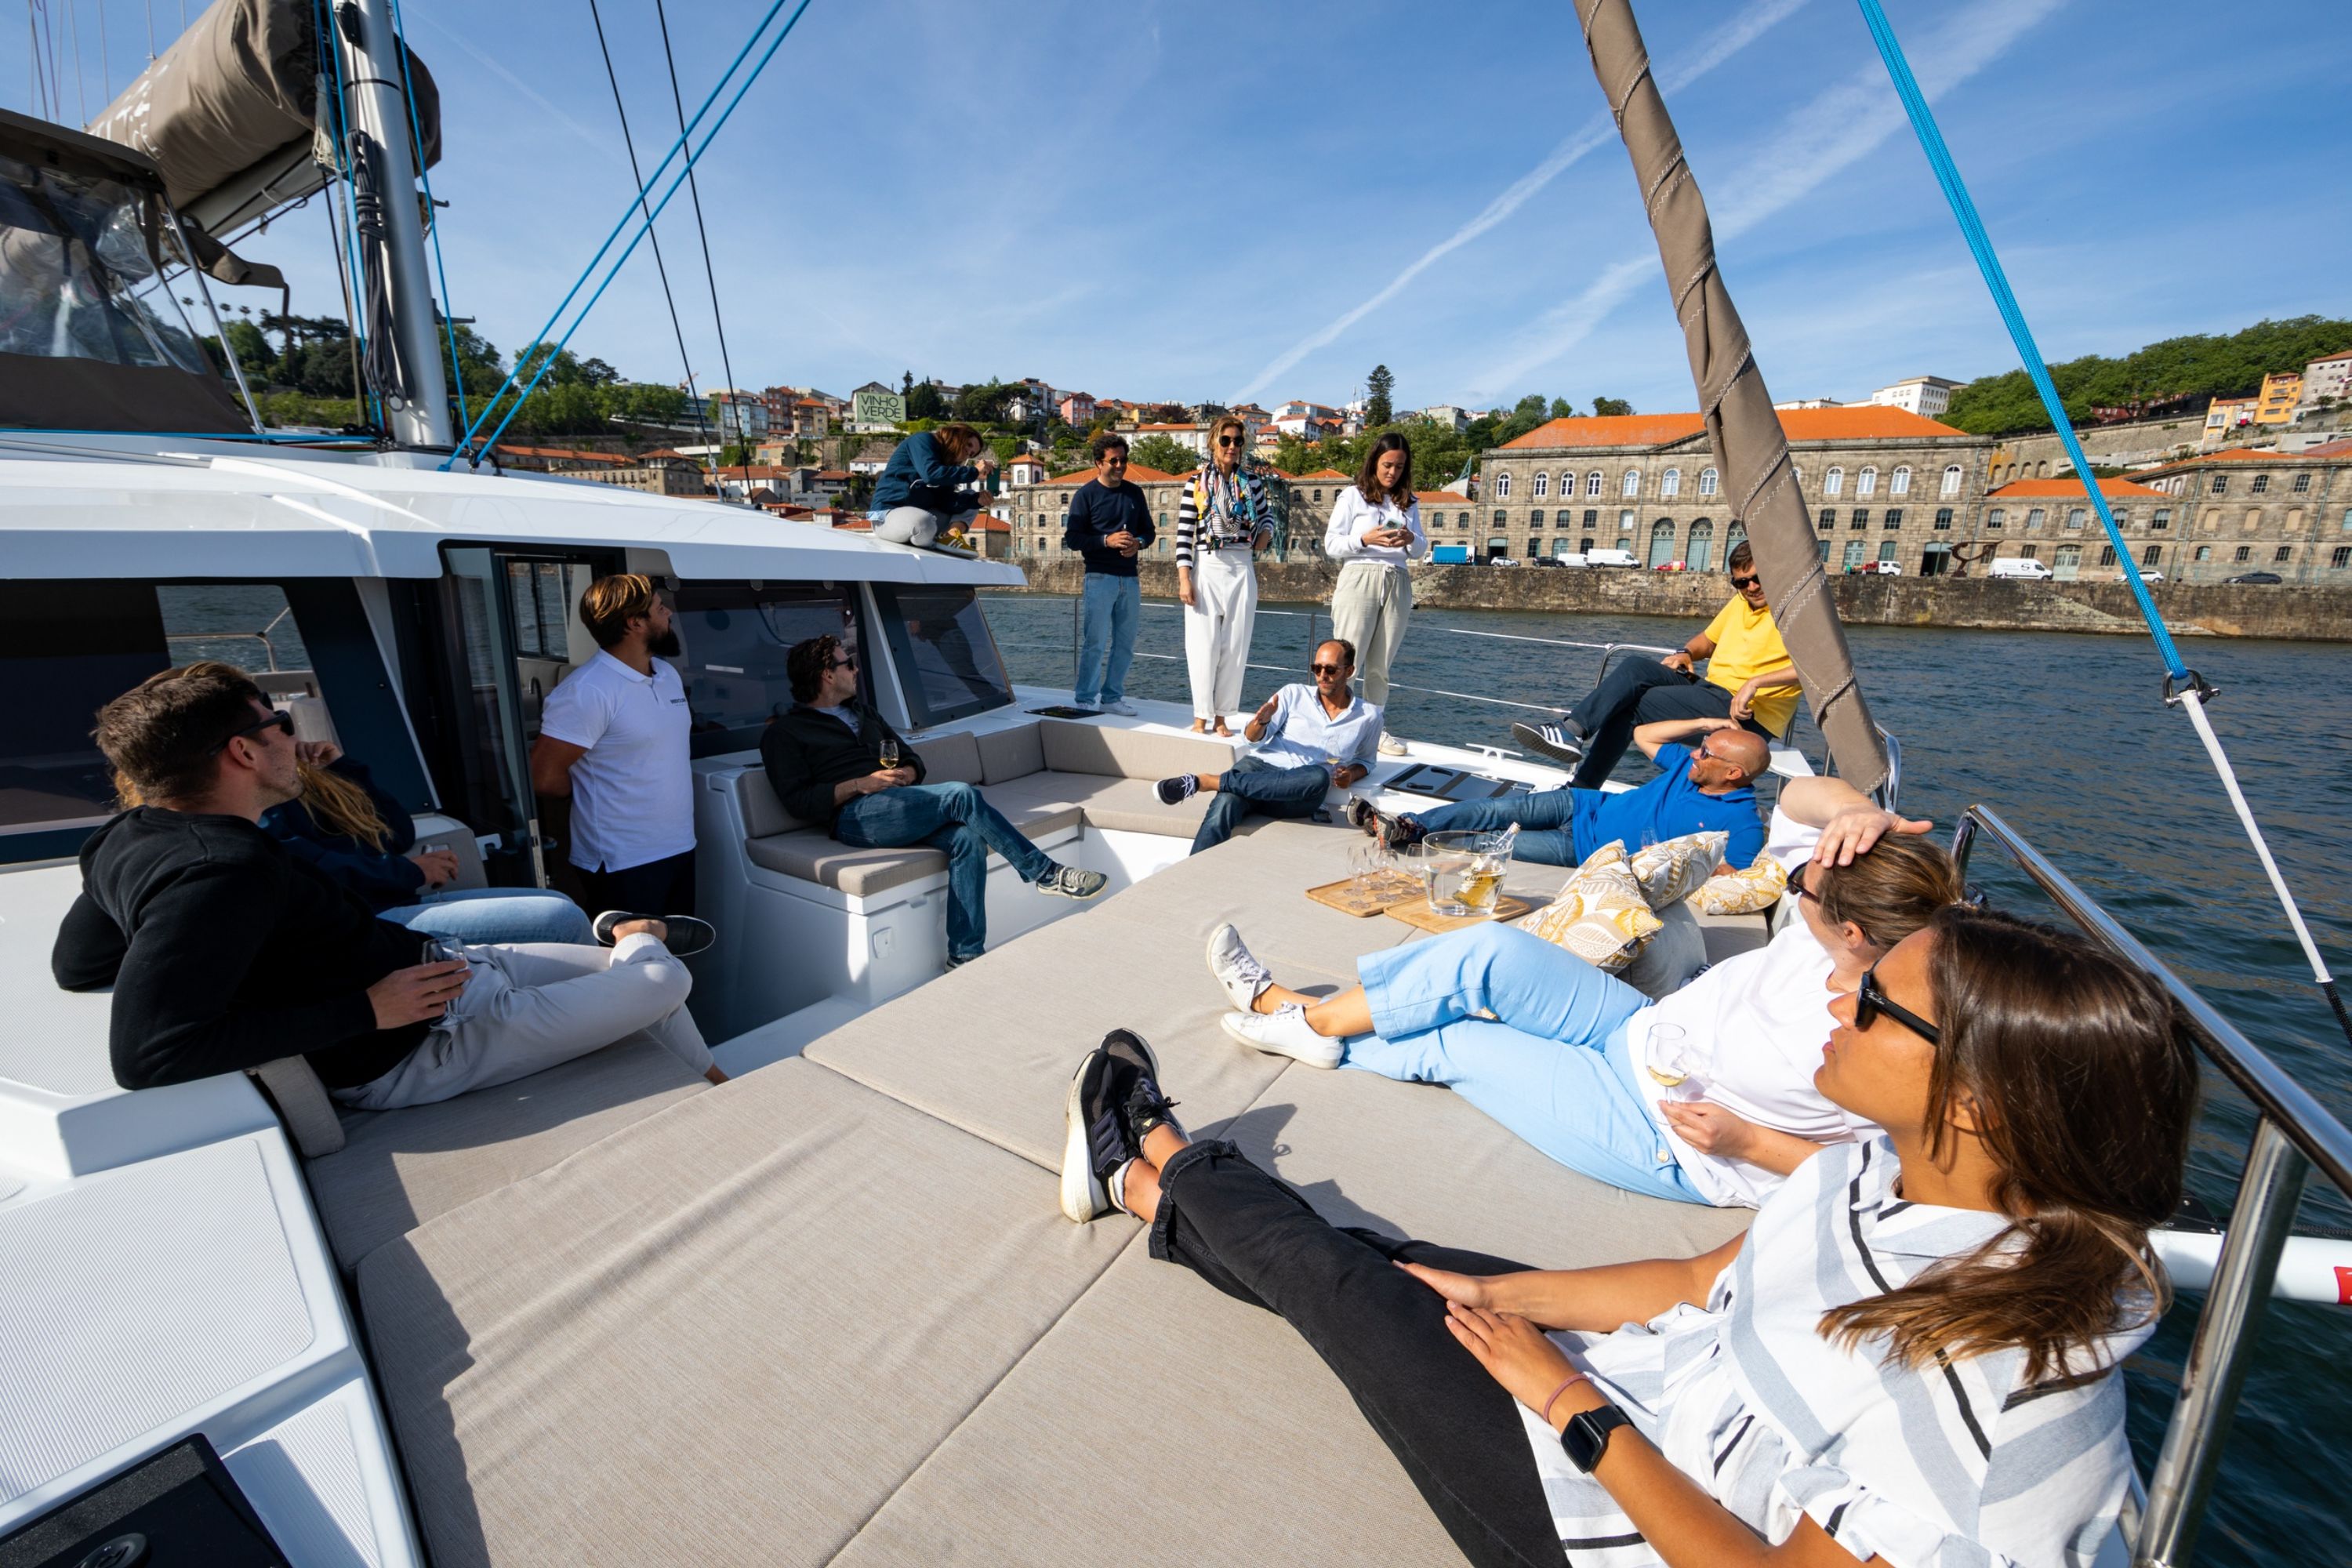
[1561,1404,1634,1473]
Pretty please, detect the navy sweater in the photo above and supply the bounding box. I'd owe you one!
[1061,479,1156,577]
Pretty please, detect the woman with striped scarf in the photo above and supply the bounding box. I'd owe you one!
[1175,415,1272,735]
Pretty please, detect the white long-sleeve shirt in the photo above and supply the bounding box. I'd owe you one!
[1323,488,1426,566]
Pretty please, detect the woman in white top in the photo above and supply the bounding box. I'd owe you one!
[1323,433,1426,750]
[1174,415,1274,734]
[1058,905,2197,1566]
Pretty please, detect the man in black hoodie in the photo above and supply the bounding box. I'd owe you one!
[53,662,725,1104]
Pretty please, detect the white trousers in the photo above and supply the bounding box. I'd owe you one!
[1184,548,1258,722]
[1329,559,1412,708]
[332,934,713,1111]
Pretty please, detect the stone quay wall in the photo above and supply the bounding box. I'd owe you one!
[994,560,2352,643]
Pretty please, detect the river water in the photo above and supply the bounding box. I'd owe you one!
[985,589,2352,1566]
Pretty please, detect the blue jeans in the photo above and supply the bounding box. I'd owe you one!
[1413,787,1587,866]
[1192,755,1331,855]
[834,782,1057,961]
[1076,572,1141,706]
[1341,922,1704,1203]
[380,888,596,946]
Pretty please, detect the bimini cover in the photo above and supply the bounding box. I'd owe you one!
[85,0,439,241]
[0,107,249,432]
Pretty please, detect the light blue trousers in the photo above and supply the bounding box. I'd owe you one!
[1343,922,1704,1203]
[380,888,596,946]
[1076,572,1142,707]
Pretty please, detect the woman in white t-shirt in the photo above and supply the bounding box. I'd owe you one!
[1061,906,2198,1566]
[1210,826,1963,1207]
[1323,434,1426,752]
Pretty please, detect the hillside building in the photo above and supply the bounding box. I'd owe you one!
[2130,448,2352,583]
[1865,376,1966,418]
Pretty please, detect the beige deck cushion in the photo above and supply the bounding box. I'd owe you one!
[742,778,1087,896]
[910,729,983,785]
[731,766,805,838]
[1037,717,1232,779]
[359,1059,1127,1568]
[309,1036,706,1272]
[975,722,1044,783]
[249,1055,343,1156]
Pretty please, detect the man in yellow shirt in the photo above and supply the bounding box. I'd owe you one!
[1512,540,1800,788]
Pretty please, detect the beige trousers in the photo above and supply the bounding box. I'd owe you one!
[1328,560,1412,709]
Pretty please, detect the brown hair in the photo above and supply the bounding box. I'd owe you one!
[579,573,659,649]
[787,633,846,704]
[1812,833,1963,951]
[1209,415,1247,459]
[1727,539,1755,574]
[1820,906,2197,1381]
[1355,431,1414,506]
[294,760,391,850]
[95,660,269,805]
[935,423,982,461]
[1091,431,1130,462]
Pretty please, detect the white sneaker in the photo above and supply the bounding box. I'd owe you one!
[1377,732,1408,757]
[1203,922,1272,1012]
[1102,699,1139,717]
[1220,1005,1342,1069]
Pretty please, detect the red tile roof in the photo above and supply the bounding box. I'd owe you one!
[499,445,630,465]
[1414,489,1472,505]
[2136,448,2316,477]
[1287,468,1352,481]
[1987,477,2172,500]
[1500,407,1965,449]
[1042,464,1185,485]
[2297,437,2352,459]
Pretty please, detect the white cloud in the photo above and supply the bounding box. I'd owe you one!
[1462,0,2066,404]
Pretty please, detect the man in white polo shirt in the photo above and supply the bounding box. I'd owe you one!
[531,574,698,919]
[1153,639,1381,855]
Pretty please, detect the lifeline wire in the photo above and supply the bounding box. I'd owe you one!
[1855,0,2348,1042]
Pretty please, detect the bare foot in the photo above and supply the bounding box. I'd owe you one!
[1214,721,1234,738]
[1190,719,1209,733]
[612,917,670,944]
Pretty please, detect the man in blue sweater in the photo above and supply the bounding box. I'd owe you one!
[1062,434,1156,714]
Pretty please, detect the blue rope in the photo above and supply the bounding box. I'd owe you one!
[448,0,808,466]
[1853,0,2188,680]
[383,0,470,435]
[313,0,383,432]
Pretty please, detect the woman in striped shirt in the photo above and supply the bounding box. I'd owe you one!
[1062,905,2196,1566]
[1174,416,1273,734]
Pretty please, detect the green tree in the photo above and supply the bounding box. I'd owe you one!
[1942,314,2352,436]
[1129,434,1200,474]
[1364,365,1393,428]
[953,380,1016,423]
[1590,395,1632,417]
[1550,397,1577,419]
[906,381,946,420]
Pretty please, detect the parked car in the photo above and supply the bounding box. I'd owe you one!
[1489,557,1522,568]
[1987,557,2053,580]
[1583,547,1639,568]
[2224,570,2282,585]
[1652,559,1688,572]
[1530,557,1565,568]
[1848,560,1903,575]
[2135,568,2165,583]
[1552,552,1590,568]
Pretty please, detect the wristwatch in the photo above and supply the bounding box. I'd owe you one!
[1560,1403,1634,1474]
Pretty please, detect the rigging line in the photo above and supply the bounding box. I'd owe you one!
[456,0,814,467]
[652,0,746,490]
[94,0,104,100]
[1857,0,2350,1045]
[449,0,804,459]
[383,0,473,431]
[583,0,713,455]
[140,0,147,57]
[313,0,379,430]
[67,0,82,125]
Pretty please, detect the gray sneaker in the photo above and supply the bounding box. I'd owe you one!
[1038,864,1109,900]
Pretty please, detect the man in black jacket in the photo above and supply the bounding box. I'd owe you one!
[760,635,1107,967]
[53,663,725,1104]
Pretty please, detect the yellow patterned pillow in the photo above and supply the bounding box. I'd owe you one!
[1629,831,1730,910]
[1514,846,1663,971]
[1692,846,1791,916]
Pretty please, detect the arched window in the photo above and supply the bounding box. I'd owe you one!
[1857,466,1879,498]
[1686,517,1715,572]
[1824,466,1845,496]
[1841,539,1865,570]
[1493,509,1507,525]
[1586,470,1604,497]
[1890,466,1911,495]
[1660,468,1682,497]
[1530,510,1545,528]
[1940,464,1963,496]
[2035,459,2049,477]
[1621,469,1642,498]
[1699,466,1719,496]
[1727,521,1746,552]
[1647,517,1678,568]
[1580,536,1595,552]
[1494,471,1512,499]
[1532,471,1549,498]
[1486,535,1510,560]
[1878,540,1899,563]
[1986,509,2005,530]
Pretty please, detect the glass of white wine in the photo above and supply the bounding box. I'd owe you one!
[1645,1023,1702,1103]
[878,737,901,773]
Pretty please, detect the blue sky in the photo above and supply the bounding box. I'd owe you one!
[11,0,2348,416]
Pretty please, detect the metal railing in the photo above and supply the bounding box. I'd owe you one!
[1950,806,2352,1568]
[162,607,296,673]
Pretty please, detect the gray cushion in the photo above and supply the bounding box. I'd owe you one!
[1037,718,1232,780]
[975,722,1044,783]
[310,1036,706,1272]
[745,831,945,897]
[1621,899,1710,1000]
[911,729,983,785]
[731,765,804,839]
[359,1059,1127,1568]
[249,1055,343,1156]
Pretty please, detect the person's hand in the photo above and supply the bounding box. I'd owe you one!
[1396,1260,1499,1310]
[1661,650,1695,674]
[407,848,461,887]
[972,452,999,476]
[1105,529,1138,550]
[1178,568,1196,608]
[1812,805,1933,866]
[865,767,916,793]
[1727,685,1755,722]
[1442,1300,1579,1417]
[367,959,470,1029]
[1252,695,1280,728]
[294,739,342,768]
[1657,1100,1759,1160]
[1252,527,1273,552]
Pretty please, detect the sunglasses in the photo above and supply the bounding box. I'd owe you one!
[1309,662,1349,675]
[212,709,294,754]
[1218,437,1242,448]
[1100,453,1127,464]
[1730,573,1762,590]
[829,655,859,671]
[1854,961,1940,1047]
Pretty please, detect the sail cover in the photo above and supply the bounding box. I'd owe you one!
[1576,0,1889,793]
[85,0,440,244]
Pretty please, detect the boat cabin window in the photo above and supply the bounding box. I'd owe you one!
[870,584,1014,728]
[670,583,866,757]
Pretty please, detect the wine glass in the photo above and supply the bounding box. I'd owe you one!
[878,737,901,773]
[1645,1023,1702,1103]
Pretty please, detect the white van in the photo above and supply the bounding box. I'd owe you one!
[1987,557,2053,580]
[1583,547,1639,568]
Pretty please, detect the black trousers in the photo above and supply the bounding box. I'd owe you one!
[1563,657,1774,789]
[1149,1139,1563,1568]
[573,849,697,920]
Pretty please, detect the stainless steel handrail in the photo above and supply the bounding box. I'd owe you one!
[1950,805,2352,1568]
[165,630,281,671]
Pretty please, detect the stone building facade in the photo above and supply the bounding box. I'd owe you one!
[2128,448,2352,583]
[1477,409,1996,575]
[1976,477,2176,580]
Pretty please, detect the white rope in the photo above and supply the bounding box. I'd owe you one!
[2177,690,2335,986]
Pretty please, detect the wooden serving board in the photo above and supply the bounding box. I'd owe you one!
[1305,872,1425,918]
[1385,891,1542,934]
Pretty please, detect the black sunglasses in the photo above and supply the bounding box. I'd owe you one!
[829,654,858,671]
[211,709,294,754]
[1218,436,1243,448]
[1854,962,1940,1047]
[1309,662,1348,674]
[1730,572,1761,590]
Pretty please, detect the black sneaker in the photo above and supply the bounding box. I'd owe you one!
[1155,773,1200,806]
[1510,720,1586,768]
[591,911,717,958]
[1060,1029,1161,1223]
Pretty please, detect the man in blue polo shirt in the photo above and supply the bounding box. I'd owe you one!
[1353,716,1766,869]
[1156,639,1381,854]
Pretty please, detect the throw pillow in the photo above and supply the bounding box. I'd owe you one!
[1629,830,1730,910]
[1514,846,1662,972]
[1619,900,1709,1000]
[1692,846,1791,916]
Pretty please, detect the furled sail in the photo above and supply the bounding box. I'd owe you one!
[1576,0,1889,793]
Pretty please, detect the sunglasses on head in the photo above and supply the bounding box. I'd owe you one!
[212,709,295,754]
[1854,961,1940,1046]
[1730,572,1761,590]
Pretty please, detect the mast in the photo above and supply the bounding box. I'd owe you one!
[1575,0,1888,793]
[331,0,452,448]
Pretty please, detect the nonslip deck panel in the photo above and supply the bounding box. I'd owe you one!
[357,1058,1127,1568]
